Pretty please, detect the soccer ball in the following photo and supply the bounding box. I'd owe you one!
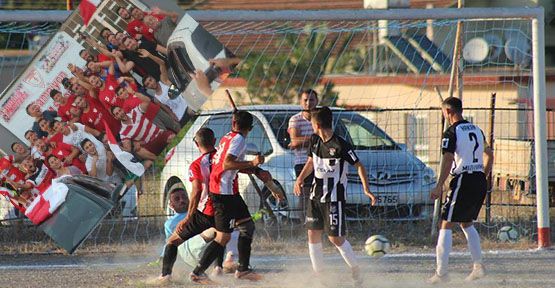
[497,226,519,242]
[364,235,390,257]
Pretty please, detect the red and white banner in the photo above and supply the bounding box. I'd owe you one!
[0,32,85,143]
[103,120,145,177]
[24,177,69,225]
[79,0,102,26]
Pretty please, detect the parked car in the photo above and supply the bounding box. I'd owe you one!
[161,105,436,220]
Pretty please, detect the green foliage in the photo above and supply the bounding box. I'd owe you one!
[237,25,366,107]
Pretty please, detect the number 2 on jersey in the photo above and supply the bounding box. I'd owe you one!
[468,132,479,163]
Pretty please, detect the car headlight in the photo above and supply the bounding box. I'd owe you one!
[423,167,436,185]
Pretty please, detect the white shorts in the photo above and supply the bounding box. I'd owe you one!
[177,234,208,268]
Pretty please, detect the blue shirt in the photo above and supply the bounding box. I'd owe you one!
[164,212,187,240]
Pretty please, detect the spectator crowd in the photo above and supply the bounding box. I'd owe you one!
[0,4,233,217]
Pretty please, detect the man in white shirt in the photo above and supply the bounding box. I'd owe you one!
[287,89,319,217]
[139,48,196,126]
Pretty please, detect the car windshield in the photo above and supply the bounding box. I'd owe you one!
[262,110,398,150]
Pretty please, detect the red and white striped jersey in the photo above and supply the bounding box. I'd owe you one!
[119,107,162,143]
[188,151,216,216]
[209,131,246,195]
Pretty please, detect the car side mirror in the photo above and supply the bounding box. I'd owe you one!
[246,143,261,156]
[398,143,407,151]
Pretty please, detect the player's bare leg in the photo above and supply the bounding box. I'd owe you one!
[428,221,454,284]
[461,222,486,281]
[329,235,361,286]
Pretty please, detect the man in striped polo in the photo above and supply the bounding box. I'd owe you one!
[111,106,175,162]
[288,89,319,218]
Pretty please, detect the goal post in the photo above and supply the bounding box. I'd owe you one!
[531,14,549,248]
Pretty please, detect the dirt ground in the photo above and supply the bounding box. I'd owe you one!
[1,247,554,288]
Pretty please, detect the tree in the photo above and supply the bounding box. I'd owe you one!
[237,25,360,106]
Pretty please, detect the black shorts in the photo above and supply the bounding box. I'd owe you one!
[174,211,214,241]
[442,172,487,223]
[211,193,251,233]
[305,199,346,237]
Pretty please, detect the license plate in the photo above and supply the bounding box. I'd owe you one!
[376,195,398,206]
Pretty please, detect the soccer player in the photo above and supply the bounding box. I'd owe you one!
[156,128,237,284]
[428,97,494,284]
[190,111,280,283]
[294,106,377,286]
[288,88,318,219]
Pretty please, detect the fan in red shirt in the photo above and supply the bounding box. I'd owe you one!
[87,62,137,111]
[49,89,77,122]
[0,156,30,213]
[121,6,165,42]
[114,84,181,133]
[72,95,121,135]
[110,105,175,161]
[33,138,86,173]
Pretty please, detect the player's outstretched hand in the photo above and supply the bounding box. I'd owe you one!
[251,155,264,167]
[365,190,377,206]
[294,180,302,196]
[430,186,442,200]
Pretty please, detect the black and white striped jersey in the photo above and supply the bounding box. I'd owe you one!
[308,133,359,202]
[442,120,486,175]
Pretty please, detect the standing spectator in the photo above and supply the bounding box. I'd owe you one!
[26,103,58,138]
[38,118,57,139]
[46,155,82,177]
[50,89,76,122]
[72,95,121,135]
[288,89,319,217]
[10,142,31,163]
[110,106,175,161]
[51,121,104,156]
[141,49,195,126]
[115,84,181,133]
[87,62,121,110]
[33,138,86,173]
[143,13,179,47]
[79,48,111,63]
[19,157,56,196]
[121,36,166,79]
[80,139,119,184]
[118,6,155,42]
